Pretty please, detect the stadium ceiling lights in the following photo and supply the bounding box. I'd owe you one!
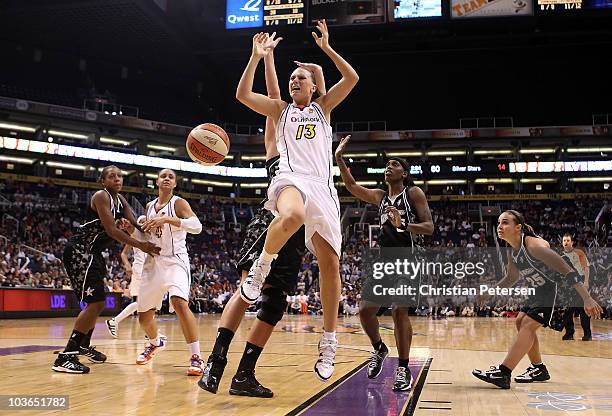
[426,150,466,156]
[241,155,267,161]
[566,147,612,153]
[427,179,467,185]
[0,155,35,164]
[344,153,378,158]
[474,178,514,184]
[240,183,268,188]
[473,149,513,155]
[48,129,89,140]
[569,177,612,182]
[147,144,176,152]
[100,137,133,146]
[0,122,36,132]
[519,148,556,154]
[191,179,233,187]
[46,161,87,170]
[520,178,557,183]
[386,151,423,157]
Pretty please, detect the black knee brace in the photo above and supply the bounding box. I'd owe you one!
[257,287,287,326]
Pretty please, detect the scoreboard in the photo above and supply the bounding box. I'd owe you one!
[226,0,305,29]
[264,0,305,26]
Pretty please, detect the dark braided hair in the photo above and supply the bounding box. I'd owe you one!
[504,210,538,238]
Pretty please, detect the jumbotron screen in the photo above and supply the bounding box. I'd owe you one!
[308,0,386,26]
[451,0,533,18]
[537,0,612,10]
[389,0,443,20]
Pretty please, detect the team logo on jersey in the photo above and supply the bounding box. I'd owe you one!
[155,226,163,238]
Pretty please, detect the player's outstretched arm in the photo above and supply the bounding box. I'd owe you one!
[335,135,384,205]
[263,32,283,158]
[313,20,359,116]
[236,32,285,120]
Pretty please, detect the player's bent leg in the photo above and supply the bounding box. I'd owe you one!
[241,187,305,304]
[312,233,340,381]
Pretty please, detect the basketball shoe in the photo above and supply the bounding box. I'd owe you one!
[472,366,511,389]
[105,318,118,339]
[240,255,277,304]
[392,367,413,392]
[79,345,107,363]
[514,365,550,383]
[314,336,337,381]
[52,351,90,374]
[136,339,166,365]
[188,354,205,376]
[229,370,273,398]
[198,354,227,394]
[367,345,388,379]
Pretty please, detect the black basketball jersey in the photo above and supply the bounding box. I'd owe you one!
[510,234,560,306]
[377,187,423,248]
[71,189,125,253]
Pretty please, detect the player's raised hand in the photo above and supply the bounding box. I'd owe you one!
[142,214,167,233]
[251,32,270,58]
[385,206,402,228]
[262,31,283,51]
[312,19,330,50]
[334,134,351,160]
[294,61,322,73]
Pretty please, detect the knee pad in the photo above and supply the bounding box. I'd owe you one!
[257,287,287,326]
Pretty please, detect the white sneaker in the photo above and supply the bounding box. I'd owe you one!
[239,256,276,304]
[314,336,337,381]
[105,318,118,339]
[136,339,166,365]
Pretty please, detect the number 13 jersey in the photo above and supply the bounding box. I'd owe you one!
[276,102,334,182]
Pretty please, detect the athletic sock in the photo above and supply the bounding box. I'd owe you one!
[372,339,388,353]
[323,330,336,341]
[187,341,201,357]
[114,302,138,324]
[499,364,512,374]
[212,327,234,357]
[398,358,409,369]
[81,328,94,348]
[237,342,263,372]
[150,336,161,347]
[64,330,86,353]
[532,362,545,368]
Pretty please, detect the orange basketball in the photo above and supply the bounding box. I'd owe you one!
[186,123,230,166]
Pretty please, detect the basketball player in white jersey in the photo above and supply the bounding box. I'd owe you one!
[136,169,204,376]
[236,22,359,381]
[105,216,166,341]
[200,34,328,397]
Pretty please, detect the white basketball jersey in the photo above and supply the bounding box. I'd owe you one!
[276,102,334,181]
[131,228,146,274]
[145,195,188,256]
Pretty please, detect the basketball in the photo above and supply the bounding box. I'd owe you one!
[186,123,230,166]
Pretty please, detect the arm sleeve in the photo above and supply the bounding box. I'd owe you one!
[180,216,202,234]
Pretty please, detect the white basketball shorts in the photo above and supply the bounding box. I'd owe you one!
[137,253,191,312]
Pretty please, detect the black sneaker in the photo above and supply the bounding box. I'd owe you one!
[392,367,413,392]
[472,366,511,389]
[514,365,550,383]
[52,352,90,374]
[367,346,389,379]
[229,370,273,398]
[79,346,107,363]
[582,335,592,341]
[562,333,575,341]
[198,354,227,394]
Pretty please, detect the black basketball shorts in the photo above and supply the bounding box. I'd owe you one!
[522,306,567,332]
[63,242,107,304]
[236,205,305,293]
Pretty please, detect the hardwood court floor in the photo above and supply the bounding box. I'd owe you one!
[0,315,610,416]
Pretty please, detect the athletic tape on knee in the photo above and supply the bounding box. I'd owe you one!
[257,287,287,326]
